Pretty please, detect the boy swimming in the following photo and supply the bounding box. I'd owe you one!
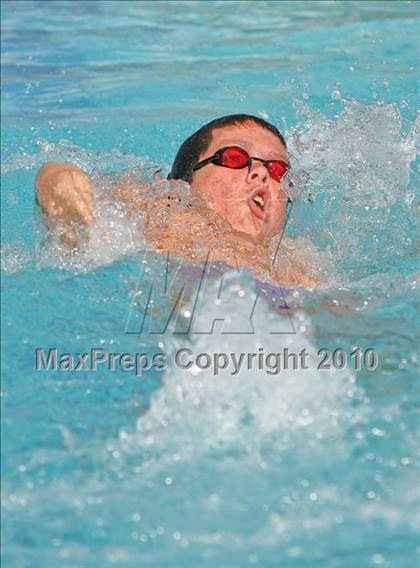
[35,114,315,288]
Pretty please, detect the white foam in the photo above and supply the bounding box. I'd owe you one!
[286,99,418,280]
[119,271,367,475]
[289,99,417,209]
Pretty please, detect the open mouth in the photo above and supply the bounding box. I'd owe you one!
[248,188,269,221]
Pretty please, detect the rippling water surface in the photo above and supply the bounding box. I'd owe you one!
[1,2,419,567]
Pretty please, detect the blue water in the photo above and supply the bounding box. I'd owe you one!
[1,1,419,567]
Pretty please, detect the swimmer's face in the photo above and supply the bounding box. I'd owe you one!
[190,122,289,243]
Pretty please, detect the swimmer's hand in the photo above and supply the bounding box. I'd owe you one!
[35,162,94,248]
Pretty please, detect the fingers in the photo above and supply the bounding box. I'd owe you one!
[72,170,93,199]
[73,198,94,225]
[53,171,94,225]
[65,186,94,225]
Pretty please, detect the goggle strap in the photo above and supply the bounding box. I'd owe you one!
[271,198,293,269]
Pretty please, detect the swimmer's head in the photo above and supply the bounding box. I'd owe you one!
[168,114,290,243]
[168,114,287,183]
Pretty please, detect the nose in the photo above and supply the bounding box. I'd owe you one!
[246,158,269,184]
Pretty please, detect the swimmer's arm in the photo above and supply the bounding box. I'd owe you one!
[36,164,161,249]
[113,176,220,258]
[112,180,150,213]
[35,162,94,248]
[112,170,165,213]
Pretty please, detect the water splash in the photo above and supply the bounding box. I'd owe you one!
[9,99,418,296]
[118,272,368,468]
[287,99,418,279]
[1,138,158,177]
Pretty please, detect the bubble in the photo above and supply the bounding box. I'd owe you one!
[331,88,341,100]
[0,242,31,274]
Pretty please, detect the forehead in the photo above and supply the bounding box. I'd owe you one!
[206,122,288,161]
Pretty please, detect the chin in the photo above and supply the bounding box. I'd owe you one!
[227,214,276,245]
[233,225,270,245]
[255,231,272,245]
[254,224,280,245]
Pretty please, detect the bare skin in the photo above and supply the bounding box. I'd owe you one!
[35,123,315,289]
[190,122,289,243]
[35,162,94,248]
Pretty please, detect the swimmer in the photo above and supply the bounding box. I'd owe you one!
[35,114,315,288]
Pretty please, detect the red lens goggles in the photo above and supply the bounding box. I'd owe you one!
[192,145,290,183]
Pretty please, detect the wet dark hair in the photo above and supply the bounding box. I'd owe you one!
[167,114,287,183]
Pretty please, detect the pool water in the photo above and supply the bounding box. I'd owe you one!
[1,1,419,567]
